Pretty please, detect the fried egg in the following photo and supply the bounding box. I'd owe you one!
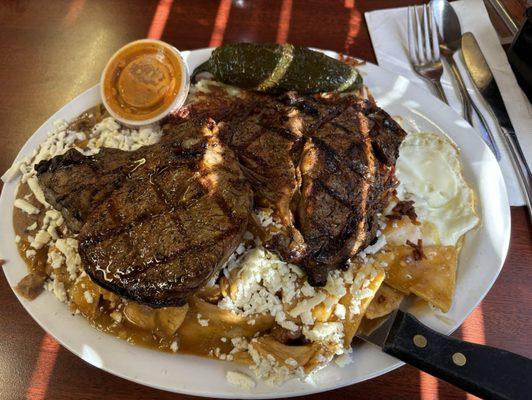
[395,131,479,246]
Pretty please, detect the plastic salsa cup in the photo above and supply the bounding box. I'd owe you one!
[100,39,190,126]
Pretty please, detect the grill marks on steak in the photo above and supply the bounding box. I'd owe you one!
[36,147,136,233]
[180,85,406,285]
[36,119,252,307]
[299,97,405,284]
[299,99,405,283]
[35,80,406,302]
[220,98,304,224]
[298,102,375,284]
[215,96,315,261]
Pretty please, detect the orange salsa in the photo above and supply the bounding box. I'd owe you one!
[102,41,183,121]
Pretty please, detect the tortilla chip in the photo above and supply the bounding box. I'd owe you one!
[249,336,325,372]
[340,265,386,347]
[365,283,404,319]
[374,244,458,312]
[178,296,274,355]
[357,314,393,337]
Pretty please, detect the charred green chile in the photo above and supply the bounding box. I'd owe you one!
[192,43,363,94]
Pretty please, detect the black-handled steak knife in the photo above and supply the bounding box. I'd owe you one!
[357,309,532,400]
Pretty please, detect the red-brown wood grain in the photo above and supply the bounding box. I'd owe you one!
[0,1,529,399]
[484,0,528,38]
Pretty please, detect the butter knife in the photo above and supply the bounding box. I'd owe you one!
[357,309,532,400]
[461,32,532,219]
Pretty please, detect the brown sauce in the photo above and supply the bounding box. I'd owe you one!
[102,41,183,121]
[13,185,48,274]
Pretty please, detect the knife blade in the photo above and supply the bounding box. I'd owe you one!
[356,309,532,400]
[461,31,532,219]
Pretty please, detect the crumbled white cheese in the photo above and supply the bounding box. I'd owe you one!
[43,209,64,240]
[226,370,256,389]
[300,282,316,297]
[47,250,64,269]
[275,314,299,332]
[17,120,83,186]
[217,243,378,382]
[334,303,346,320]
[358,231,387,259]
[335,353,353,367]
[14,199,40,215]
[110,310,122,323]
[1,159,23,183]
[197,313,209,327]
[83,290,94,304]
[303,322,344,349]
[284,358,298,367]
[221,256,237,279]
[246,340,305,384]
[323,270,347,298]
[15,235,21,244]
[27,176,49,207]
[85,117,161,153]
[218,247,304,320]
[45,278,67,303]
[288,292,326,318]
[25,249,37,258]
[231,337,249,352]
[254,208,283,230]
[347,262,379,315]
[30,230,52,250]
[26,222,38,232]
[300,310,314,325]
[170,341,179,353]
[54,238,81,280]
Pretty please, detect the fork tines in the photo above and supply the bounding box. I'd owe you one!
[408,4,441,67]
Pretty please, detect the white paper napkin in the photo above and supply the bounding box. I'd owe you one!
[365,0,531,206]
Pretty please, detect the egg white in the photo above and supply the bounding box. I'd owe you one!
[395,132,479,246]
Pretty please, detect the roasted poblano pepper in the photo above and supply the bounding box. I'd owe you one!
[192,43,363,94]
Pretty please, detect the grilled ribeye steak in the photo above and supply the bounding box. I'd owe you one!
[296,96,403,284]
[36,119,252,306]
[176,83,406,285]
[37,147,132,233]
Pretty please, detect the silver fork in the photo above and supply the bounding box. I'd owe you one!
[407,5,448,103]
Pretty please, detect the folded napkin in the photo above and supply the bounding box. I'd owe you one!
[365,0,531,206]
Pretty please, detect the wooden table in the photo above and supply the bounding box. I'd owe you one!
[0,1,530,399]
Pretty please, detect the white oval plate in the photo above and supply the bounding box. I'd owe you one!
[0,48,510,398]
